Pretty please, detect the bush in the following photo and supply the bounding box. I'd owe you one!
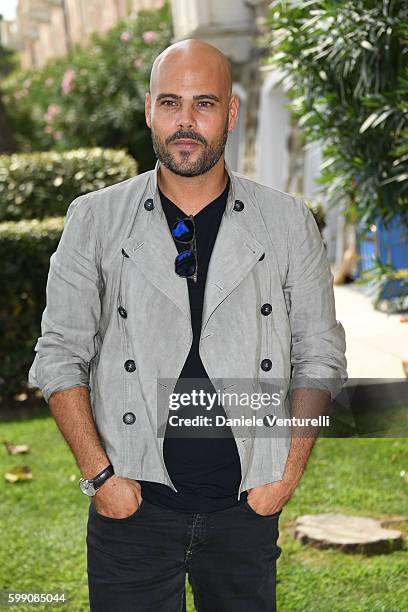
[0,148,137,221]
[2,1,173,173]
[0,216,64,401]
[0,146,137,400]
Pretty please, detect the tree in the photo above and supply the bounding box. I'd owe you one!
[262,0,408,229]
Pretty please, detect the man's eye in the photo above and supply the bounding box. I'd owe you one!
[160,100,213,107]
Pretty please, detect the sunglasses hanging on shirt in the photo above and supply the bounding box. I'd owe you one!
[171,215,198,283]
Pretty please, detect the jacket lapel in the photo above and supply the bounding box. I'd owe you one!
[122,158,265,334]
[201,211,264,333]
[121,203,191,323]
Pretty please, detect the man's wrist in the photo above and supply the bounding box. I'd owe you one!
[81,459,111,481]
[280,473,301,492]
[93,473,118,495]
[79,463,114,497]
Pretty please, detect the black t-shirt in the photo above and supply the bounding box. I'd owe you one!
[138,176,248,513]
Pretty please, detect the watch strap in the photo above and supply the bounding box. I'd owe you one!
[92,463,114,490]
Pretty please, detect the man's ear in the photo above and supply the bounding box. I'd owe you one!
[228,94,240,132]
[145,92,151,128]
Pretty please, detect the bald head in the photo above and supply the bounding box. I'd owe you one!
[150,38,232,98]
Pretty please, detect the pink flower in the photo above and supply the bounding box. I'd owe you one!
[120,31,131,42]
[44,103,61,123]
[142,31,157,44]
[61,67,75,96]
[133,57,144,68]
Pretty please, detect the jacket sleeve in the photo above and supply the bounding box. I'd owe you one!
[27,195,102,404]
[284,196,348,401]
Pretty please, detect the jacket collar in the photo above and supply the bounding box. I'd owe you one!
[149,157,239,219]
[122,157,265,334]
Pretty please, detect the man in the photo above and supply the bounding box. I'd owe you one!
[28,39,347,611]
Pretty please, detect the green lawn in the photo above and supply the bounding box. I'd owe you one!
[0,414,407,611]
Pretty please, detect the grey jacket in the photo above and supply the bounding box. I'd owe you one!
[28,158,347,498]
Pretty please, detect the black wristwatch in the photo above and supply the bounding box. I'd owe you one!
[79,463,114,497]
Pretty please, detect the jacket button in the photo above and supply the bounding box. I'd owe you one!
[233,200,244,211]
[122,248,129,258]
[144,198,155,211]
[261,303,272,316]
[124,359,136,372]
[259,253,265,261]
[123,412,136,425]
[261,358,272,371]
[118,306,127,318]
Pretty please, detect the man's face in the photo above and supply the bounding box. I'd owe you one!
[146,57,238,177]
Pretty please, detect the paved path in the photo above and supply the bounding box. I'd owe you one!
[333,284,408,379]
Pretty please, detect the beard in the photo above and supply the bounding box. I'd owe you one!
[150,119,229,177]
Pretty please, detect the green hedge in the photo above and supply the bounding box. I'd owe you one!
[0,147,137,402]
[0,148,137,221]
[0,216,65,401]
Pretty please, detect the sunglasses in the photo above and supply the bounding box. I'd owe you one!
[171,215,198,283]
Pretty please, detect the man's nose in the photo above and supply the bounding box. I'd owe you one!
[176,104,196,129]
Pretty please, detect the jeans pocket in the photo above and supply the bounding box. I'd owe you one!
[90,497,146,522]
[243,501,282,519]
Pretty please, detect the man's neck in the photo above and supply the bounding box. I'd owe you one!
[157,158,229,216]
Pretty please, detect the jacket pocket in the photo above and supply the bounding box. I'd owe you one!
[243,500,282,519]
[90,498,145,522]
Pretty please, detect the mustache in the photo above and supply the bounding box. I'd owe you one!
[167,131,207,146]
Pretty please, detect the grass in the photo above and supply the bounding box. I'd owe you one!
[0,413,407,611]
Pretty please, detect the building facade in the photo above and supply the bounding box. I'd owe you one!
[0,0,164,68]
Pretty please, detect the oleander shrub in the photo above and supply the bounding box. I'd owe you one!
[2,1,173,173]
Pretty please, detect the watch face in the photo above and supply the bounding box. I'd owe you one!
[79,478,96,496]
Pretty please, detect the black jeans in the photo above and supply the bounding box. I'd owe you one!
[86,497,282,611]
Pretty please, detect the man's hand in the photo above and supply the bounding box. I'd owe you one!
[91,476,142,519]
[245,388,331,516]
[246,478,298,516]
